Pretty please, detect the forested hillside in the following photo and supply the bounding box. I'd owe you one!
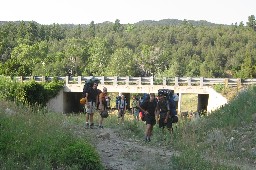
[0,16,256,78]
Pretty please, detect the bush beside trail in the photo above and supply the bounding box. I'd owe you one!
[0,75,63,106]
[0,100,103,170]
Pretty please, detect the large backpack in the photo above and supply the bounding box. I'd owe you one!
[116,95,127,109]
[158,89,176,109]
[82,78,100,97]
[158,89,178,123]
[115,96,121,109]
[141,93,150,105]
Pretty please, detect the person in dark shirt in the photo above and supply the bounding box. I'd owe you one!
[85,82,99,128]
[156,92,172,135]
[138,93,157,142]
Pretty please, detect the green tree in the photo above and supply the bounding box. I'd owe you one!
[106,47,137,76]
[247,15,256,31]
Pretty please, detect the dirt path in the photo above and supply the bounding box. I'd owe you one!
[73,125,178,170]
[95,128,178,170]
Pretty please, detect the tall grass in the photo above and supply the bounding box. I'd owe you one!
[169,85,256,169]
[92,86,256,169]
[0,100,103,170]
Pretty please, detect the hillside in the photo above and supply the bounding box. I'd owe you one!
[0,16,255,78]
[1,85,255,169]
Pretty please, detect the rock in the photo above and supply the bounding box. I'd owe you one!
[5,108,15,116]
[227,137,235,151]
[252,113,256,122]
[251,148,256,156]
[97,132,110,140]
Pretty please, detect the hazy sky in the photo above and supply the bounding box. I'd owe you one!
[1,0,255,25]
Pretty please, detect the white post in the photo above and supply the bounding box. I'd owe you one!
[175,77,179,86]
[187,77,191,86]
[200,77,204,87]
[126,76,129,85]
[66,76,69,85]
[178,92,182,114]
[163,77,166,86]
[78,76,81,84]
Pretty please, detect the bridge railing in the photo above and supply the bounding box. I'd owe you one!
[10,76,256,87]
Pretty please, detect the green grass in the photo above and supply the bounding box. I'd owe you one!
[0,101,103,170]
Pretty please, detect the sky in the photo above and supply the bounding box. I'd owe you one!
[0,0,255,25]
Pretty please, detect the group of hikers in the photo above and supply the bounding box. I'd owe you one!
[81,78,178,142]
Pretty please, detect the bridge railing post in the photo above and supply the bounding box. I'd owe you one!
[175,77,179,86]
[65,76,69,85]
[42,76,45,82]
[225,78,229,88]
[200,77,204,87]
[150,76,154,85]
[78,76,81,84]
[126,76,129,85]
[101,76,105,85]
[163,77,166,86]
[187,77,191,86]
[114,76,117,86]
[237,78,241,88]
[138,77,141,85]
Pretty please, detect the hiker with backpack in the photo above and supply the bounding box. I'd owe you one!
[117,94,127,125]
[83,79,100,128]
[98,87,109,129]
[156,91,172,134]
[131,95,139,121]
[137,93,157,142]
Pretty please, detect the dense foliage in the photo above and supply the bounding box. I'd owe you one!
[0,16,256,78]
[0,76,63,106]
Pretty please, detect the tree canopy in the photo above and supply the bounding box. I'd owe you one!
[0,17,256,78]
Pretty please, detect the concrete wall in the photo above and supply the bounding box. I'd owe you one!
[207,88,228,112]
[46,90,84,113]
[46,89,65,113]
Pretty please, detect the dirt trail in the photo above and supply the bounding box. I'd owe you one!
[95,128,178,170]
[73,125,177,170]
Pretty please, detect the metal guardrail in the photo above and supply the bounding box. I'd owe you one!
[9,76,256,87]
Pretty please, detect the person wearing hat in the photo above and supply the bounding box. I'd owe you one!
[156,92,172,135]
[98,87,108,129]
[117,94,127,125]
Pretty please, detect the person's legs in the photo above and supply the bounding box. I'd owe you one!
[149,125,153,137]
[166,118,173,134]
[145,124,152,141]
[118,109,122,124]
[89,102,96,128]
[89,113,94,127]
[99,112,104,128]
[85,113,90,127]
[85,102,92,128]
[121,110,125,124]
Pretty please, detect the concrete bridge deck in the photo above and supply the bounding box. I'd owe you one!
[12,76,256,114]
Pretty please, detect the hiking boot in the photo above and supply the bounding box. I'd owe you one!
[99,125,104,129]
[147,137,151,142]
[85,122,89,128]
[90,123,94,129]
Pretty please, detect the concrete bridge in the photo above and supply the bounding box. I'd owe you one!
[29,76,254,114]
